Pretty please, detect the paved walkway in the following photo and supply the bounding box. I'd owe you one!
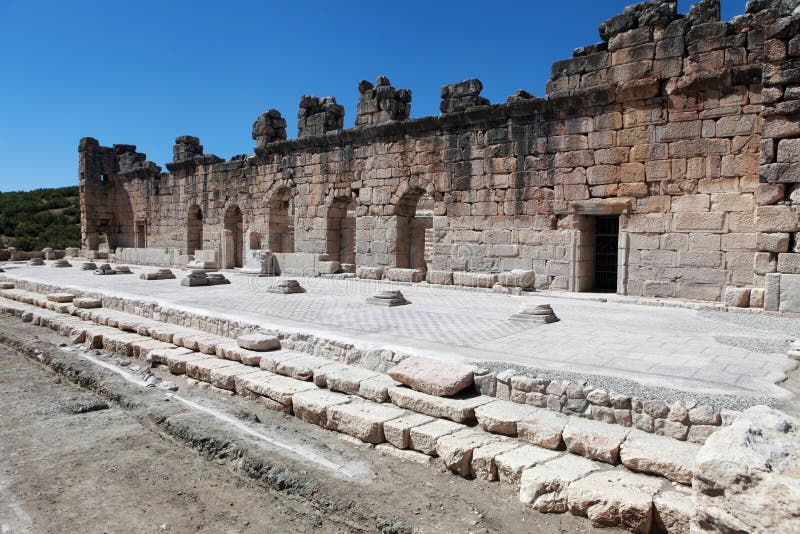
[3,262,798,398]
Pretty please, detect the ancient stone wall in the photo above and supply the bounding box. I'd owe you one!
[79,0,800,306]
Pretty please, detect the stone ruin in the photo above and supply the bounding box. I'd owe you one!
[77,0,800,312]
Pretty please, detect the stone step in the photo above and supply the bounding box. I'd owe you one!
[387,386,493,423]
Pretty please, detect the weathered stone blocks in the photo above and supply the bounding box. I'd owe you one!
[388,357,476,396]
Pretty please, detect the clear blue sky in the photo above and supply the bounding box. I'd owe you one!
[0,0,748,192]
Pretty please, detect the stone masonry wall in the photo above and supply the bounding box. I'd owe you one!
[79,0,800,306]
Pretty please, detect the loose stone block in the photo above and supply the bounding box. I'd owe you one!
[518,410,568,450]
[47,293,75,303]
[186,357,237,383]
[562,416,630,464]
[471,441,521,481]
[409,419,465,455]
[73,297,102,309]
[474,400,544,436]
[356,266,384,280]
[388,357,476,396]
[327,402,407,444]
[245,374,319,411]
[237,334,280,351]
[147,346,194,365]
[494,445,561,486]
[384,413,436,449]
[435,429,501,476]
[167,352,213,375]
[366,290,409,307]
[259,350,307,372]
[209,362,260,390]
[357,374,401,402]
[620,429,700,485]
[0,283,13,289]
[318,364,378,395]
[275,354,331,381]
[386,268,426,283]
[387,387,493,423]
[653,488,693,534]
[567,470,663,532]
[268,279,305,294]
[291,389,351,428]
[233,370,275,398]
[519,454,603,513]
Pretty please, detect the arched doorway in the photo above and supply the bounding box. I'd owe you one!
[396,190,433,270]
[187,204,203,255]
[224,205,244,268]
[268,187,295,253]
[327,197,356,264]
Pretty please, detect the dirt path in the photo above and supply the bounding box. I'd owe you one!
[0,316,607,533]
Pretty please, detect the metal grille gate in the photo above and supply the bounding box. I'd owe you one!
[593,216,619,293]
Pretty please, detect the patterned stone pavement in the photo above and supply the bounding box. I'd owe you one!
[3,263,798,398]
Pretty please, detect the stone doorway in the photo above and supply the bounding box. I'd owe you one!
[396,190,433,270]
[187,204,203,255]
[268,188,295,253]
[327,197,356,265]
[593,216,620,293]
[223,205,243,268]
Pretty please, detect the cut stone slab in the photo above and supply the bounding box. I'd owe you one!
[518,410,568,450]
[471,441,521,481]
[563,416,630,464]
[654,488,693,534]
[387,387,493,423]
[474,400,543,436]
[274,354,332,381]
[237,334,280,351]
[166,352,214,375]
[567,470,663,533]
[268,279,305,294]
[620,429,700,485]
[494,445,560,486]
[388,356,477,396]
[519,454,604,513]
[436,428,502,477]
[245,374,319,411]
[209,363,261,391]
[0,283,14,289]
[196,337,226,355]
[317,364,378,395]
[383,413,436,449]
[258,350,305,372]
[72,297,101,309]
[291,389,351,428]
[147,346,194,365]
[358,374,401,403]
[47,293,75,303]
[409,419,466,456]
[366,290,409,307]
[327,402,407,444]
[511,303,559,323]
[186,357,237,382]
[233,370,275,398]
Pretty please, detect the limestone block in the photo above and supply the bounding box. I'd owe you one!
[383,413,435,449]
[356,266,384,280]
[275,354,331,381]
[317,260,340,274]
[387,387,493,423]
[73,298,102,309]
[357,374,401,403]
[765,273,781,311]
[563,416,630,464]
[409,419,465,455]
[722,287,750,307]
[494,445,560,486]
[518,410,568,450]
[186,357,237,383]
[756,205,800,232]
[209,363,260,390]
[146,346,193,365]
[166,352,214,375]
[692,406,800,533]
[471,441,521,481]
[779,274,800,313]
[327,402,407,444]
[436,429,501,477]
[426,270,453,285]
[237,334,280,351]
[620,429,700,485]
[260,350,307,373]
[758,232,790,253]
[291,389,351,428]
[497,269,536,289]
[474,400,542,436]
[519,454,603,513]
[567,470,663,533]
[46,293,75,303]
[244,373,319,410]
[749,288,765,309]
[386,268,426,283]
[452,271,498,288]
[233,370,274,398]
[654,488,693,534]
[318,364,378,395]
[388,356,476,396]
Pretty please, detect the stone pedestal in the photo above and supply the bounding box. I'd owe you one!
[113,265,132,274]
[367,290,409,307]
[268,279,305,294]
[51,259,71,268]
[511,303,558,323]
[240,250,278,276]
[27,258,44,266]
[207,272,231,286]
[181,270,208,287]
[185,260,218,272]
[141,268,176,280]
[80,262,97,271]
[95,263,115,275]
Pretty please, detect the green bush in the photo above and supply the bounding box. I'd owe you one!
[0,186,80,250]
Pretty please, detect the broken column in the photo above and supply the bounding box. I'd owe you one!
[439,79,490,113]
[511,303,558,323]
[355,75,412,126]
[297,96,344,138]
[367,290,409,307]
[268,279,305,294]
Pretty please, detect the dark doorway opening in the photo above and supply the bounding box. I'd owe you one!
[593,216,619,293]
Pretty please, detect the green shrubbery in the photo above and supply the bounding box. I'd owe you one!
[0,186,81,251]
